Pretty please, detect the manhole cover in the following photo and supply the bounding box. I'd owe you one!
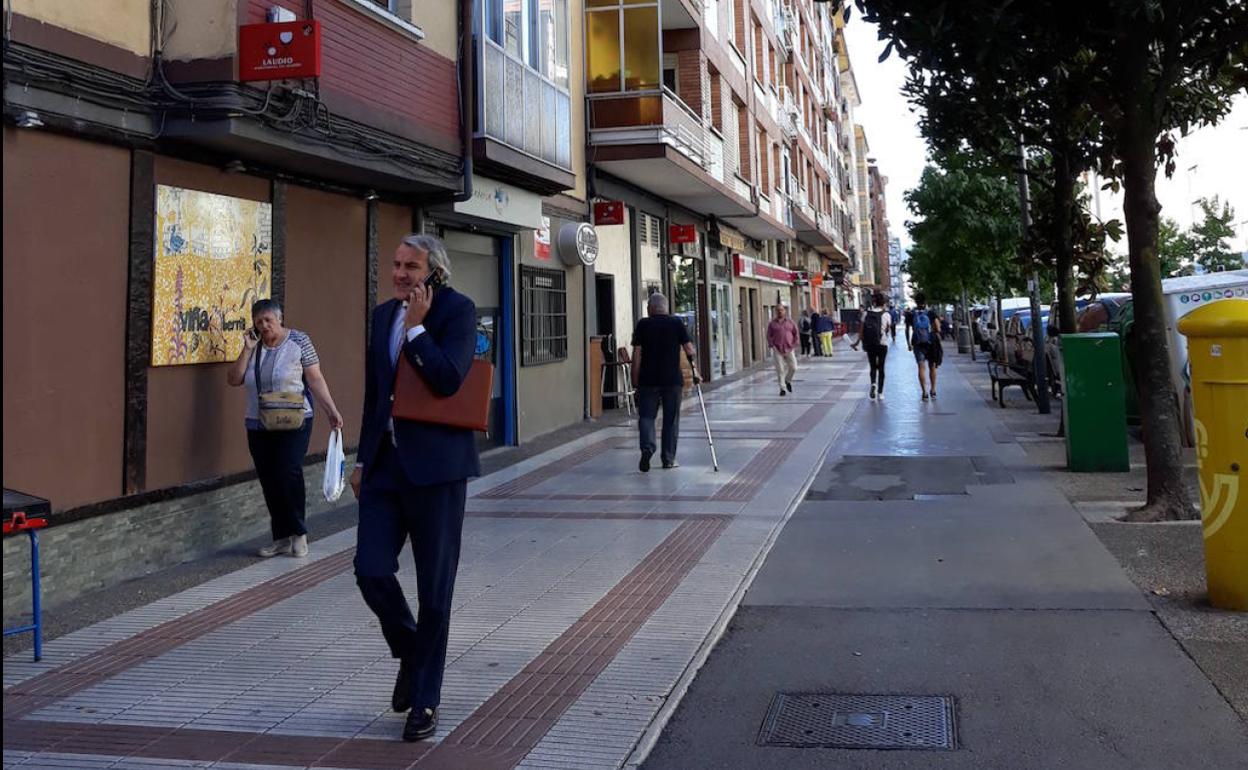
[758,692,956,750]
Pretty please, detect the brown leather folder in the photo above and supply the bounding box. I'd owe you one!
[392,357,494,432]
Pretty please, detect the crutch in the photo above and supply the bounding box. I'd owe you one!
[693,378,719,472]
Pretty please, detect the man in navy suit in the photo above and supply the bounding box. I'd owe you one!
[349,233,479,742]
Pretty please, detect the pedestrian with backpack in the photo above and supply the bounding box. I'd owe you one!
[906,292,943,401]
[851,291,893,400]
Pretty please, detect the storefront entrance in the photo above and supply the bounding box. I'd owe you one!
[440,229,517,447]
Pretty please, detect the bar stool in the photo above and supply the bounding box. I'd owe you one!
[601,345,635,416]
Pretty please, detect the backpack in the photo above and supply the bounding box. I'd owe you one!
[913,311,932,345]
[862,310,883,346]
[800,316,811,334]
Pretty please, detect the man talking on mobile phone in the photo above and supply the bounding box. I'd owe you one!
[349,233,478,742]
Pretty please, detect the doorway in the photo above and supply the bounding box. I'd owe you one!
[596,274,618,408]
[440,228,516,447]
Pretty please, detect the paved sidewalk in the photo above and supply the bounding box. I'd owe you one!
[4,346,866,770]
[644,345,1248,769]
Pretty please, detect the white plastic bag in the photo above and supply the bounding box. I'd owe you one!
[322,428,346,502]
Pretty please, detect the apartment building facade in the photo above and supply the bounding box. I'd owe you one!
[584,0,863,375]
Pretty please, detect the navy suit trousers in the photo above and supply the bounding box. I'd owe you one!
[354,440,466,709]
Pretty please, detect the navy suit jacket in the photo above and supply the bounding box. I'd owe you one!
[357,289,482,486]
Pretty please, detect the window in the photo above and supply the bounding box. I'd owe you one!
[586,0,660,94]
[480,0,572,169]
[486,0,504,43]
[363,0,398,10]
[521,267,568,365]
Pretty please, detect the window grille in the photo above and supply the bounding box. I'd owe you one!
[521,267,568,365]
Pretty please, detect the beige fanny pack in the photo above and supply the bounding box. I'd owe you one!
[258,391,307,431]
[255,348,307,431]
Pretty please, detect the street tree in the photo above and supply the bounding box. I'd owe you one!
[1190,196,1243,273]
[903,155,1023,305]
[1077,2,1247,521]
[850,0,1108,334]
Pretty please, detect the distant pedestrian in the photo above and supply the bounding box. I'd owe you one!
[799,309,813,357]
[852,291,893,400]
[768,305,799,397]
[906,292,943,401]
[815,311,836,357]
[888,303,900,342]
[227,299,344,559]
[631,293,701,472]
[810,311,824,356]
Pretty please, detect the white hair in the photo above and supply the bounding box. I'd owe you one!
[400,233,452,281]
[647,292,669,314]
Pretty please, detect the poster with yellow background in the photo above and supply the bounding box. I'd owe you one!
[152,185,273,366]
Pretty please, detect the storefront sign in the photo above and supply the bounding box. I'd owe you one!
[535,216,551,261]
[452,175,543,229]
[669,224,697,244]
[733,254,794,285]
[717,228,747,251]
[152,185,273,366]
[557,222,599,267]
[239,21,322,82]
[792,270,810,286]
[593,200,625,226]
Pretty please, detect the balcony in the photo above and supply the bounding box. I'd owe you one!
[589,88,753,218]
[780,86,799,139]
[478,38,575,194]
[794,198,840,254]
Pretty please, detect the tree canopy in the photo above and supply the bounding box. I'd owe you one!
[903,155,1022,304]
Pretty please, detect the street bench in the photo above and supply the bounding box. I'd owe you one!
[987,359,1036,408]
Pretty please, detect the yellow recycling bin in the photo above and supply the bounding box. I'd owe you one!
[1178,298,1248,611]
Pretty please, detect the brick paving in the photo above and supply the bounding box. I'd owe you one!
[4,351,866,770]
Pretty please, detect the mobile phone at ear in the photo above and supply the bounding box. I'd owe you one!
[425,269,445,290]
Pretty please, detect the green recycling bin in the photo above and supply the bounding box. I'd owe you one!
[1061,333,1130,472]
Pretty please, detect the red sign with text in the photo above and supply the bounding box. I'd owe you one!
[593,200,625,226]
[239,21,322,82]
[669,224,697,244]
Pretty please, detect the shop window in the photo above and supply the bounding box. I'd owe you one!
[521,267,568,365]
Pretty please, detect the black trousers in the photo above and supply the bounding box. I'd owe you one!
[247,421,313,540]
[800,333,812,355]
[355,440,466,709]
[865,343,888,390]
[637,385,682,465]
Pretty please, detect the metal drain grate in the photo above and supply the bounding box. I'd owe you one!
[758,692,956,750]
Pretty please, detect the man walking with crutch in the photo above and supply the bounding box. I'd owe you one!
[631,293,701,472]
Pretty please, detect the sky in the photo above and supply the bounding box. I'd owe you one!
[843,17,1248,255]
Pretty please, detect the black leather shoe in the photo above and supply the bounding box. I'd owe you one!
[391,659,413,712]
[403,707,437,742]
[639,450,652,472]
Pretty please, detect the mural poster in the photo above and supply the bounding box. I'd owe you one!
[151,185,273,366]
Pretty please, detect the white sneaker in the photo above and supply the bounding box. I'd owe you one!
[258,537,292,558]
[878,392,886,402]
[290,534,309,557]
